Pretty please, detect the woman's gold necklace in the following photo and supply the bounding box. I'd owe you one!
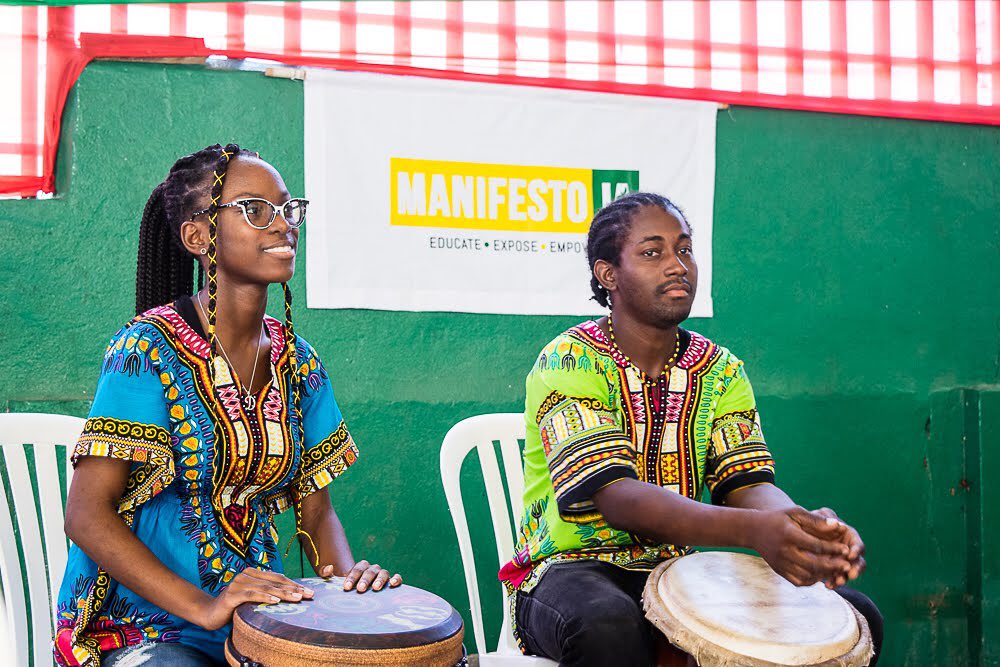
[196,293,265,411]
[607,313,680,384]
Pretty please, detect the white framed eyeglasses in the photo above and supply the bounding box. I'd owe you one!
[192,198,308,229]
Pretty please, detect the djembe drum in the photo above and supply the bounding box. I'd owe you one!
[225,576,465,667]
[643,552,874,667]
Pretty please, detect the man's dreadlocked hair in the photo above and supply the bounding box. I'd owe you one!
[135,144,315,563]
[585,191,690,308]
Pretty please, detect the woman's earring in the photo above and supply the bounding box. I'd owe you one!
[200,247,207,255]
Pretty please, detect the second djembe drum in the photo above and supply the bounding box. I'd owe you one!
[643,552,873,667]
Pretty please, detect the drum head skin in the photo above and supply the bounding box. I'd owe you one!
[235,576,464,650]
[643,553,874,667]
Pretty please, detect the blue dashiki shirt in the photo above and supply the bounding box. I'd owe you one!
[54,300,359,666]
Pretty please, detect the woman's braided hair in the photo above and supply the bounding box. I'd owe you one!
[585,191,690,308]
[136,144,315,564]
[136,144,250,315]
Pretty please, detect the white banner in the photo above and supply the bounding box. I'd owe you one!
[304,71,716,317]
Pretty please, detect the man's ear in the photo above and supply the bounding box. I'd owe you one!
[593,259,616,294]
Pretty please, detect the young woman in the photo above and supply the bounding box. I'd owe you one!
[55,144,399,667]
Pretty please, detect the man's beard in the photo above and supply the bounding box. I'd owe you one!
[649,301,693,329]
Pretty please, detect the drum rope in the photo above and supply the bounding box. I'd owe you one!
[227,636,264,667]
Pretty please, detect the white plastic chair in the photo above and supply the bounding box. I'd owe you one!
[0,413,84,667]
[440,413,557,666]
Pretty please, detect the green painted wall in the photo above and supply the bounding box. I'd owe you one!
[1,61,997,665]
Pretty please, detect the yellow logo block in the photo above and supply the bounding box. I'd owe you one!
[390,158,598,234]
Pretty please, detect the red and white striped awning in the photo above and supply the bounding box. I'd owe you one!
[3,1,997,198]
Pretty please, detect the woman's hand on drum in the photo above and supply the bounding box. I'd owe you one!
[753,507,853,588]
[196,568,315,631]
[322,560,403,593]
[809,508,866,587]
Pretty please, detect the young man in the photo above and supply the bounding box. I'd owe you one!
[499,193,882,666]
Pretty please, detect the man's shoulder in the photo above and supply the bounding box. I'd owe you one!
[539,320,607,354]
[531,321,613,368]
[682,329,745,371]
[528,321,616,393]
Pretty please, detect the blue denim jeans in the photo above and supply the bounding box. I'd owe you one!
[102,642,225,667]
[516,560,883,667]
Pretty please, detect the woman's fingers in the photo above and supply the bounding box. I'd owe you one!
[244,567,311,590]
[260,582,305,601]
[221,584,281,607]
[342,560,401,592]
[343,560,370,591]
[371,569,392,591]
[356,564,382,593]
[243,589,283,605]
[239,568,313,599]
[230,579,303,602]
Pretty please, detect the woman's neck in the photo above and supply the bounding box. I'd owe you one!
[195,283,268,348]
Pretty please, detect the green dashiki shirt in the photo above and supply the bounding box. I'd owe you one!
[498,321,776,649]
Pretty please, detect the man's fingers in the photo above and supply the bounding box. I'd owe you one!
[793,509,846,539]
[815,551,851,572]
[787,548,848,582]
[848,556,867,580]
[846,530,866,560]
[778,562,815,587]
[788,527,849,557]
[389,573,403,588]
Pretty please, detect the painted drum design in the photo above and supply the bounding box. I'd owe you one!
[226,577,465,667]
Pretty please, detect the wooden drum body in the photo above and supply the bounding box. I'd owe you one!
[643,552,873,667]
[226,576,465,667]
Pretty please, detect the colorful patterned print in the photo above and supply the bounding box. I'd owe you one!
[498,321,776,652]
[54,305,359,666]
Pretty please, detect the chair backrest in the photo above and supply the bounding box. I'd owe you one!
[440,413,527,657]
[0,413,84,667]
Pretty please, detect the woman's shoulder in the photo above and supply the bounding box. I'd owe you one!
[266,322,321,365]
[292,332,319,358]
[281,331,333,394]
[104,311,172,353]
[95,313,178,380]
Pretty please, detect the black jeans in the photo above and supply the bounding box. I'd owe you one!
[516,560,884,667]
